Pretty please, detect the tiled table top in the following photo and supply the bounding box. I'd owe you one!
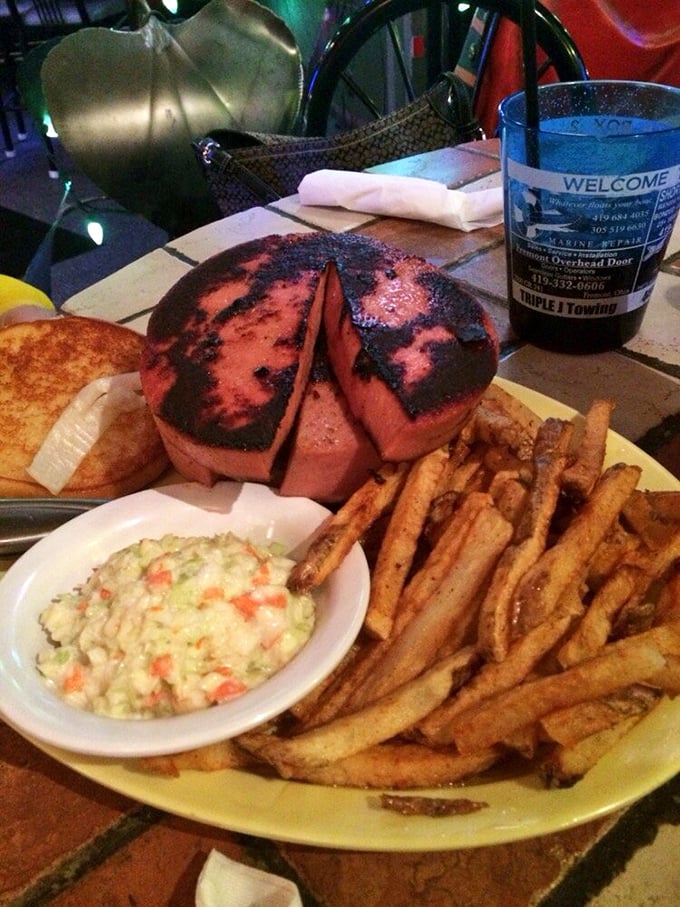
[2,140,679,906]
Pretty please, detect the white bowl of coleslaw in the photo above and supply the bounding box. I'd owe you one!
[0,481,370,757]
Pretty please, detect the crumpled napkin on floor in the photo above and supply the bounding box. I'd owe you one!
[196,849,303,907]
[297,169,503,231]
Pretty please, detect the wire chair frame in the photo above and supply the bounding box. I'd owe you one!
[304,0,588,136]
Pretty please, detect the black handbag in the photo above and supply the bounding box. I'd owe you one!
[194,72,484,218]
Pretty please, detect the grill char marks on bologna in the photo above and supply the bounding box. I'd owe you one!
[143,236,330,452]
[339,263,496,418]
[140,232,499,499]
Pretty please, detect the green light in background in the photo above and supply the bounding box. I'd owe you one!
[43,113,58,138]
[162,0,179,13]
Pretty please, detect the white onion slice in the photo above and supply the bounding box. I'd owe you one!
[27,372,145,495]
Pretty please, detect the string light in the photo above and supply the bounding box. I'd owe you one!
[86,220,105,246]
[43,113,58,139]
[25,179,113,297]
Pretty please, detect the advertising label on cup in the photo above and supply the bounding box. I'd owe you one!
[500,81,680,354]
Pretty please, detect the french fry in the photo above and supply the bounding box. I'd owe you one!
[626,525,680,577]
[514,419,574,545]
[435,448,486,497]
[296,638,385,729]
[503,725,541,760]
[631,621,680,655]
[263,742,499,790]
[346,503,511,708]
[289,641,363,722]
[656,568,680,624]
[540,712,650,788]
[484,447,530,478]
[475,382,542,459]
[562,399,614,501]
[419,614,574,745]
[391,491,494,633]
[287,461,409,593]
[512,463,642,636]
[139,753,184,778]
[613,528,680,638]
[647,655,680,696]
[451,636,668,755]
[470,407,535,462]
[557,579,588,622]
[257,649,478,774]
[539,684,662,747]
[477,418,573,661]
[423,451,488,540]
[586,520,641,590]
[488,473,528,529]
[140,740,253,777]
[435,433,472,483]
[557,565,641,667]
[614,601,658,638]
[364,446,449,640]
[622,490,680,548]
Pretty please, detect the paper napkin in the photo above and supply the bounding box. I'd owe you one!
[196,850,303,907]
[297,169,504,231]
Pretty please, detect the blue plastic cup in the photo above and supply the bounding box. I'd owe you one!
[499,80,680,353]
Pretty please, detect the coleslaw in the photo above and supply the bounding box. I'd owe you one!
[37,532,316,719]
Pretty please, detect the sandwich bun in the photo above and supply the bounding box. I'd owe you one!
[0,315,169,498]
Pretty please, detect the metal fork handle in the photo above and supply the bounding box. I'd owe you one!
[0,498,108,555]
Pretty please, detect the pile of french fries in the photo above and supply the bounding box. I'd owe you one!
[143,385,680,796]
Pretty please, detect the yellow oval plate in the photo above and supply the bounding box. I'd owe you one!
[8,380,680,851]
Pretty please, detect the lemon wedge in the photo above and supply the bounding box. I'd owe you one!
[0,275,55,315]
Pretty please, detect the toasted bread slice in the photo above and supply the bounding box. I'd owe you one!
[0,315,169,497]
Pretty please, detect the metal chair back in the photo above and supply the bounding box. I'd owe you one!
[304,0,588,136]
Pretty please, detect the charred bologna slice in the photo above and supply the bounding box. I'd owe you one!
[322,234,498,461]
